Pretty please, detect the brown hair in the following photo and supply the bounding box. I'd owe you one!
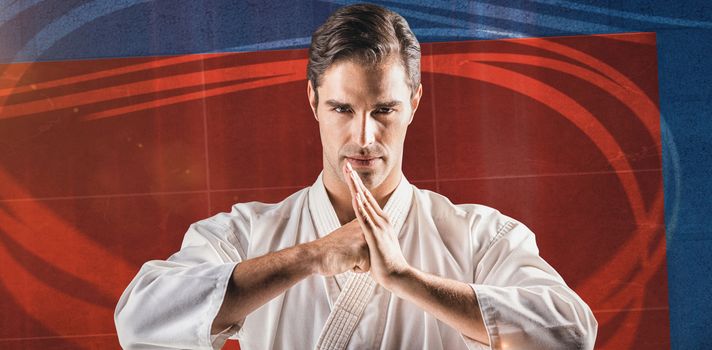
[307,3,421,104]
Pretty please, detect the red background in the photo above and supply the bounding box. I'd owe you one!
[0,32,667,349]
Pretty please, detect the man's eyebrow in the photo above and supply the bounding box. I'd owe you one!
[323,99,403,108]
[373,100,402,108]
[324,99,351,107]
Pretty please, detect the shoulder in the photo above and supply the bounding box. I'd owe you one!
[413,185,501,223]
[184,187,309,246]
[412,186,532,245]
[209,187,309,232]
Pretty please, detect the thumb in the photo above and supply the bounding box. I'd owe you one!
[354,257,371,273]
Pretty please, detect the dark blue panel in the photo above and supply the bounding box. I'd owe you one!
[657,28,712,101]
[662,98,712,242]
[658,29,712,245]
[6,0,337,62]
[667,238,712,348]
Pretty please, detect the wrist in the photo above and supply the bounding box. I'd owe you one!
[383,264,417,294]
[295,241,323,275]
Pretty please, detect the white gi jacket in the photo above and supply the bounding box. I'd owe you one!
[115,172,597,350]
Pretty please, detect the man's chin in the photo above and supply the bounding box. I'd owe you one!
[337,158,388,186]
[358,169,384,188]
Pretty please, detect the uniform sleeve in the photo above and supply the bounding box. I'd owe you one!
[462,212,598,350]
[114,205,251,350]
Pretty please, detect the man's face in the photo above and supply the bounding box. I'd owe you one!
[308,56,422,189]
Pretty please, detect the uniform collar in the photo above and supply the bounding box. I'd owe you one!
[308,170,413,239]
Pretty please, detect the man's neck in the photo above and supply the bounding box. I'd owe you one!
[323,167,402,226]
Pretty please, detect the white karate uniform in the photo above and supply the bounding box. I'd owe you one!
[115,172,597,350]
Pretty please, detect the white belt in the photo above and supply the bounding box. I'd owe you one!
[315,271,376,350]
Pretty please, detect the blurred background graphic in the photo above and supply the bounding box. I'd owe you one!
[2,1,711,349]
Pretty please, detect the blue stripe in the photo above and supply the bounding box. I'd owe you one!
[531,0,712,28]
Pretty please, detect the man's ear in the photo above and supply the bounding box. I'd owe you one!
[408,83,423,125]
[307,80,319,122]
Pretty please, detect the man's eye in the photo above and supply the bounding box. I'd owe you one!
[374,107,394,114]
[334,106,351,113]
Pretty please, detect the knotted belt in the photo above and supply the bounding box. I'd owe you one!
[315,271,376,350]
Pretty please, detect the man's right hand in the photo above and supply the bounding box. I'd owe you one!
[211,219,370,333]
[308,219,371,276]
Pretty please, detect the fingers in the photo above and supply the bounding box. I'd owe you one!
[353,195,378,255]
[344,163,370,220]
[344,162,386,220]
[354,191,375,231]
[351,185,374,230]
[354,173,386,218]
[343,164,371,226]
[346,164,388,226]
[343,163,360,200]
[347,166,383,229]
[357,191,382,228]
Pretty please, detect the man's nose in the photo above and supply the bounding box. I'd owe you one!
[355,112,376,147]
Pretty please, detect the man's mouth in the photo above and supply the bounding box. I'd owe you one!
[345,157,381,168]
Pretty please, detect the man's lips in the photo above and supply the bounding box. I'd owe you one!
[346,157,381,167]
[347,156,378,160]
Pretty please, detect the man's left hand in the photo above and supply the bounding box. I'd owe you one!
[342,162,411,289]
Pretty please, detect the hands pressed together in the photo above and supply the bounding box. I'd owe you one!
[310,162,411,291]
[340,162,410,289]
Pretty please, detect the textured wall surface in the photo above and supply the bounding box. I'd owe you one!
[1,1,711,349]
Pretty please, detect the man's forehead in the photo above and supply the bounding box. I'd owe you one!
[323,55,407,79]
[317,59,411,102]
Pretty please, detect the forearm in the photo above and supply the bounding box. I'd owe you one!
[386,267,489,345]
[211,242,320,333]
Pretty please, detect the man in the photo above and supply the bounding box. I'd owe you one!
[115,3,597,350]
